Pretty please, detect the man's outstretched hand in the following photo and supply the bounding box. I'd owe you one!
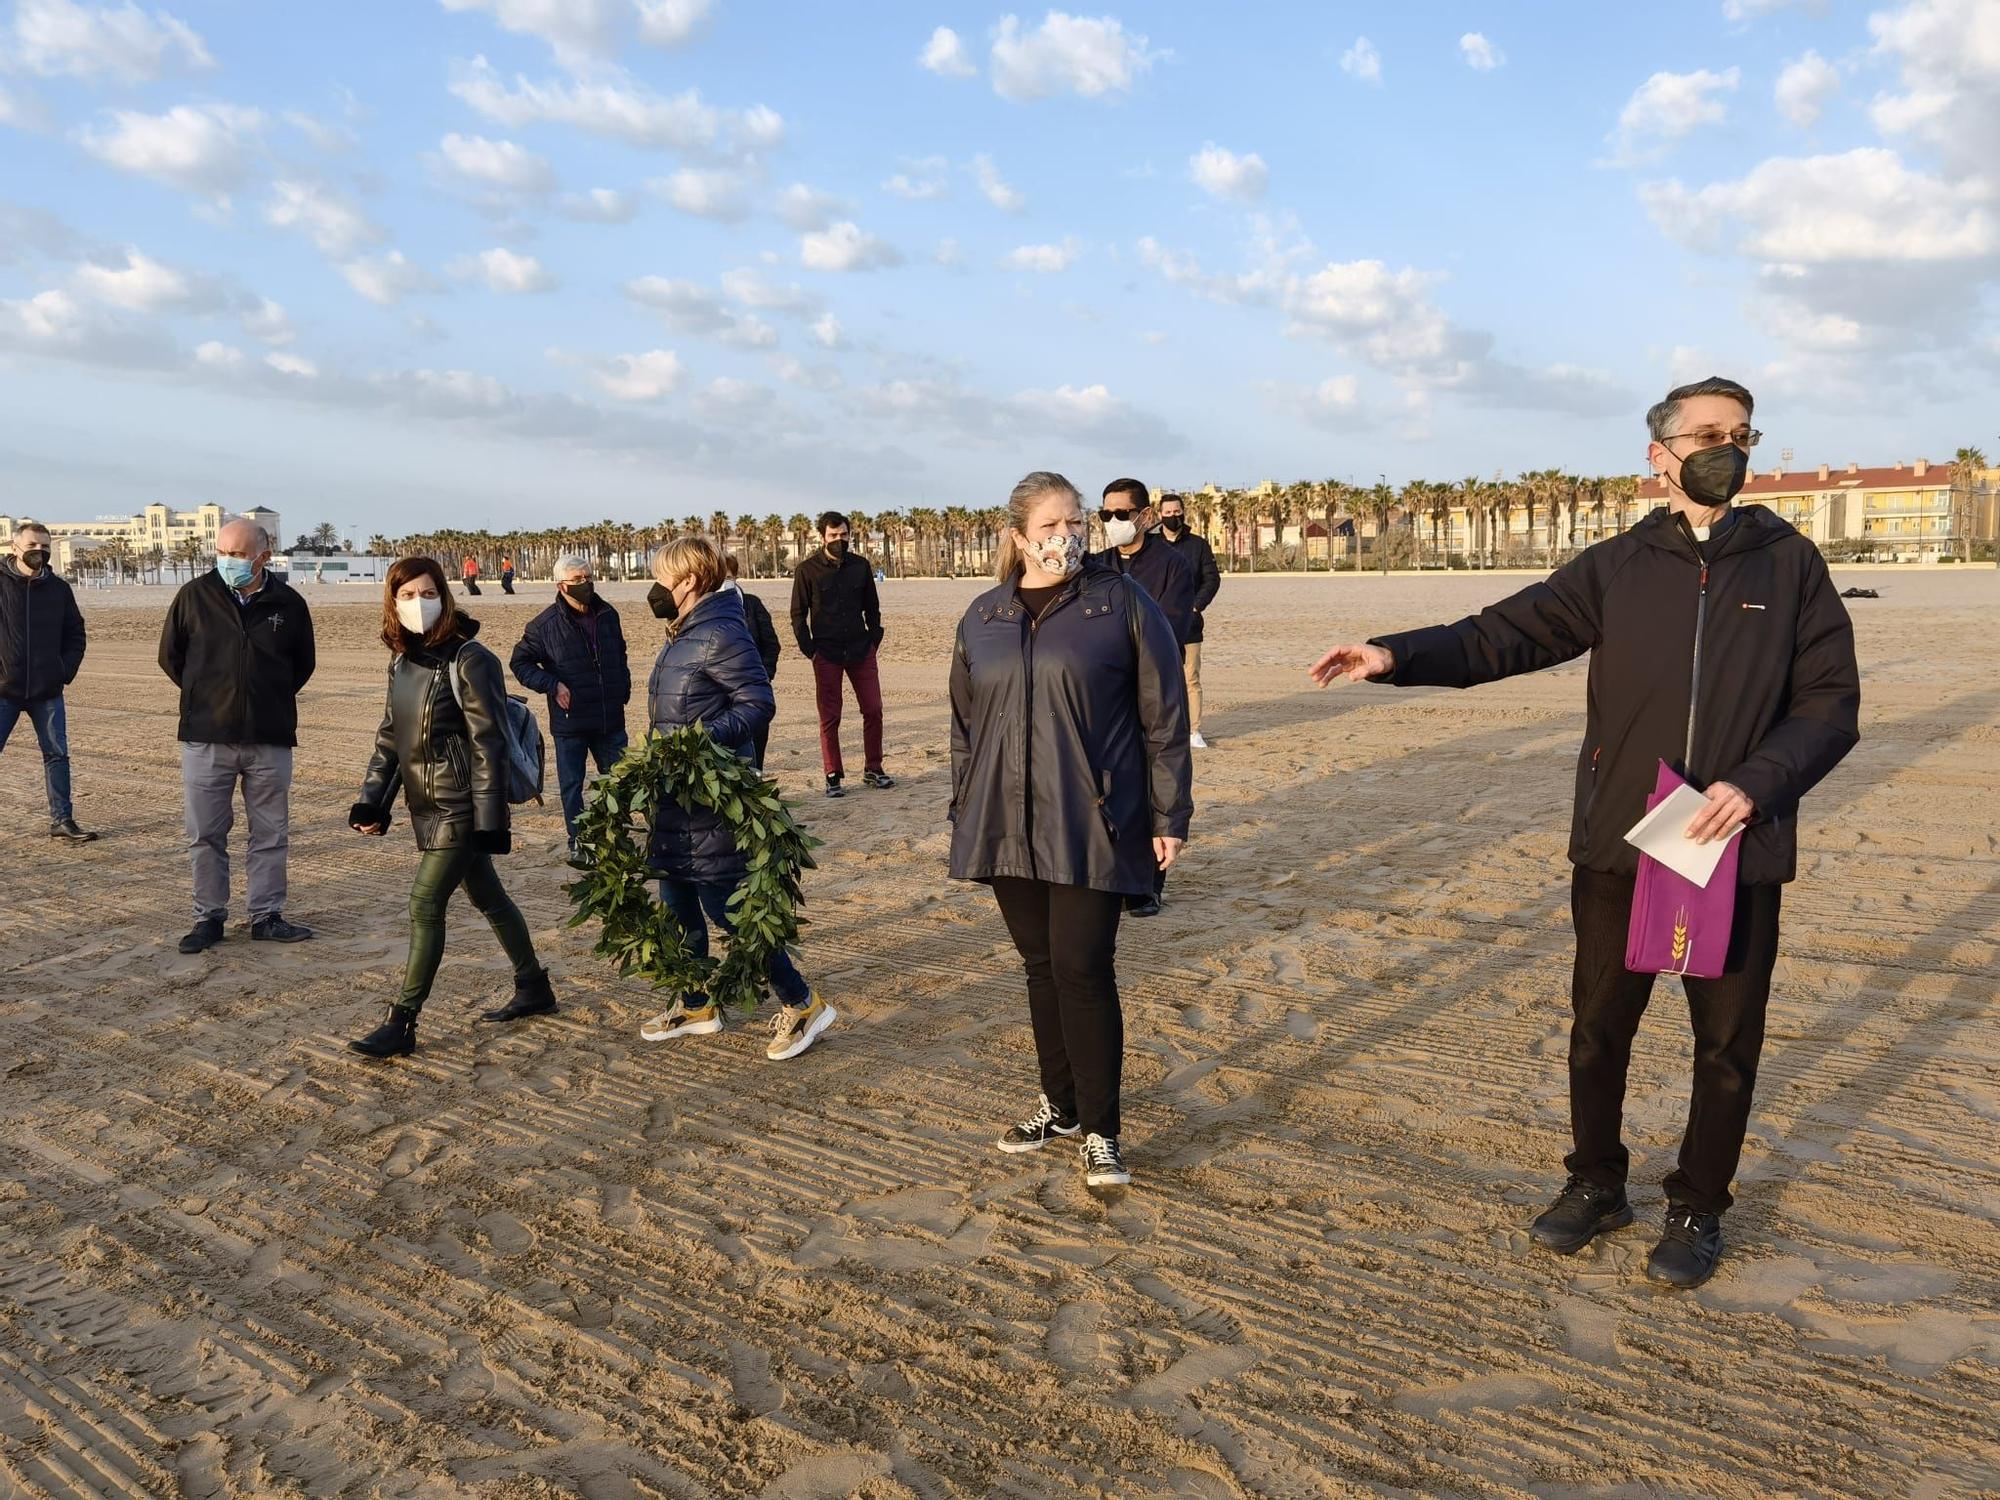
[1309,642,1394,687]
[1685,781,1753,845]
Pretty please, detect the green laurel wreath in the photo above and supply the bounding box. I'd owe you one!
[565,726,820,1013]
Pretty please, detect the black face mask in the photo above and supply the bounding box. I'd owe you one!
[649,582,678,621]
[1160,517,1184,535]
[1674,442,1749,509]
[562,581,596,606]
[825,538,848,558]
[21,548,50,571]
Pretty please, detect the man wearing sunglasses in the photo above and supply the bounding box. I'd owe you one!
[1092,478,1195,917]
[1307,376,1859,1290]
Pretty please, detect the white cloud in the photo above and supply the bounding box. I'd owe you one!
[242,298,294,345]
[934,236,967,268]
[76,102,262,195]
[340,251,435,307]
[73,247,195,311]
[1868,0,2000,174]
[11,0,212,81]
[775,181,849,230]
[1606,68,1739,163]
[1135,235,1278,305]
[0,287,170,366]
[636,0,712,47]
[920,24,976,77]
[449,55,721,150]
[1188,143,1267,202]
[626,276,779,346]
[438,0,620,68]
[696,375,777,422]
[1340,36,1381,85]
[1004,237,1079,273]
[810,312,843,348]
[652,166,749,220]
[438,132,554,192]
[1774,51,1840,127]
[594,348,683,400]
[557,187,636,222]
[452,246,555,293]
[972,153,1027,212]
[265,350,318,378]
[771,354,843,392]
[1459,33,1503,71]
[375,367,516,416]
[801,220,902,272]
[720,266,822,314]
[194,338,245,370]
[884,155,950,200]
[990,11,1157,102]
[264,179,383,258]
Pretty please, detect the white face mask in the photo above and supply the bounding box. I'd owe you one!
[396,594,443,635]
[1102,517,1139,548]
[1025,533,1084,579]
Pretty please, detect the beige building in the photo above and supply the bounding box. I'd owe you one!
[1,503,284,575]
[1637,458,1984,561]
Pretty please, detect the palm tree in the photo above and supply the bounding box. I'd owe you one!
[874,510,905,577]
[788,513,814,569]
[1949,446,1990,563]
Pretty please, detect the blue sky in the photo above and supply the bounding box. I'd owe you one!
[1,0,1993,538]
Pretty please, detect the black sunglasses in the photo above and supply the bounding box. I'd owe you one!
[1098,507,1138,522]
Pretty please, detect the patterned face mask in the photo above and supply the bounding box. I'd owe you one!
[1025,532,1084,579]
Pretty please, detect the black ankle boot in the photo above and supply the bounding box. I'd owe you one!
[479,968,558,1023]
[350,1006,418,1059]
[1646,1206,1724,1289]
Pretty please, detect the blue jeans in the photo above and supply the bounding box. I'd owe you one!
[657,878,810,1007]
[0,695,73,822]
[554,729,628,842]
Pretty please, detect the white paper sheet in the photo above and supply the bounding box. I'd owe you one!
[1622,783,1742,889]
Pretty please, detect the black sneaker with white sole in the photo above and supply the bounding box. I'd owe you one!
[862,769,895,789]
[996,1093,1081,1154]
[824,774,845,799]
[1080,1133,1131,1187]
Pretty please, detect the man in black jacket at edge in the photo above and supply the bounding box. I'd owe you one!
[1309,376,1860,1290]
[790,511,891,799]
[0,521,95,842]
[1092,478,1195,918]
[1153,492,1221,749]
[159,517,318,954]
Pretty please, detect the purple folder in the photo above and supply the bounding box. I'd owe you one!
[1626,761,1739,980]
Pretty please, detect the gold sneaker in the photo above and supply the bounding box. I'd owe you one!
[765,992,836,1060]
[640,1000,722,1042]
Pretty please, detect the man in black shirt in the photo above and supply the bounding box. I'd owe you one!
[1153,493,1221,748]
[789,512,891,798]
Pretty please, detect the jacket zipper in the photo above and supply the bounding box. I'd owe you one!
[1022,584,1081,879]
[1684,559,1709,772]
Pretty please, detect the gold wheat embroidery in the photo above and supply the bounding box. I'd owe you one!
[1671,909,1690,965]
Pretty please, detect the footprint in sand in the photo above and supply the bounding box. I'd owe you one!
[1126,1344,1259,1410]
[1285,1010,1318,1042]
[726,1340,784,1417]
[1046,1301,1109,1374]
[599,1183,642,1228]
[1131,1272,1246,1345]
[174,1431,228,1500]
[642,1099,676,1143]
[479,1212,535,1255]
[757,1451,892,1500]
[382,1131,437,1179]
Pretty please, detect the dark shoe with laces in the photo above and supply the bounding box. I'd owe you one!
[50,818,98,843]
[1528,1176,1633,1254]
[1646,1206,1724,1289]
[1080,1133,1132,1188]
[824,774,845,799]
[1126,895,1162,918]
[996,1093,1081,1154]
[862,769,895,789]
[481,969,559,1023]
[177,916,224,954]
[251,913,313,943]
[349,1006,418,1059]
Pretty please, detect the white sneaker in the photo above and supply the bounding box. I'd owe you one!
[639,1000,722,1041]
[765,992,836,1060]
[1081,1133,1132,1188]
[1189,731,1209,749]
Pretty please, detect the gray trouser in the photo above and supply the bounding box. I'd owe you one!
[181,741,293,922]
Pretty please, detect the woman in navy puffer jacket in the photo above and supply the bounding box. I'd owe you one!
[639,537,835,1062]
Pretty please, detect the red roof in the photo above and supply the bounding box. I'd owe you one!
[1638,461,1946,501]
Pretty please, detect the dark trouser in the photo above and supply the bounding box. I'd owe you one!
[811,648,883,778]
[0,694,73,823]
[657,878,810,1006]
[751,719,770,771]
[1566,866,1783,1215]
[464,577,481,595]
[397,845,542,1011]
[553,729,628,842]
[990,877,1126,1139]
[501,574,515,594]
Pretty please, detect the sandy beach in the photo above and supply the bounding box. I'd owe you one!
[2,568,1996,1498]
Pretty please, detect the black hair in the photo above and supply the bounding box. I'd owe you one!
[817,511,850,534]
[1102,477,1149,509]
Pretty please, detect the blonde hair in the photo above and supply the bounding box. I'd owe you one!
[995,470,1083,581]
[651,536,726,597]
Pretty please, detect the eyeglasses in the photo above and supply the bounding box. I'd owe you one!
[1664,426,1761,450]
[1098,508,1138,522]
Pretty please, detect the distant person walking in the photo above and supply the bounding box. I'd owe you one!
[1153,493,1221,749]
[461,554,482,596]
[1091,478,1195,919]
[639,538,835,1060]
[348,558,556,1058]
[951,471,1192,1189]
[500,555,516,595]
[1,521,96,843]
[159,518,317,952]
[1308,376,1861,1289]
[510,553,631,858]
[724,553,782,769]
[790,511,891,799]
